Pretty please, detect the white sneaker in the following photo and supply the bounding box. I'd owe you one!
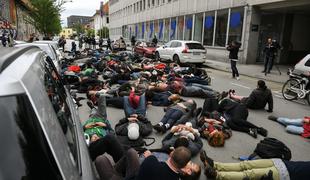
[236,77,240,80]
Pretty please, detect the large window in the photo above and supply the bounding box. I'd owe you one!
[177,16,184,40]
[228,7,244,44]
[158,19,164,41]
[194,13,203,42]
[164,18,170,42]
[215,9,228,47]
[203,12,215,46]
[170,17,177,40]
[185,15,193,40]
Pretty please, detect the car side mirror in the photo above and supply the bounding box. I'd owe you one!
[62,74,80,85]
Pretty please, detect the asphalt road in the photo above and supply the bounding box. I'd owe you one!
[78,68,310,180]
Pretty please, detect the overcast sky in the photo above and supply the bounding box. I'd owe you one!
[61,0,108,27]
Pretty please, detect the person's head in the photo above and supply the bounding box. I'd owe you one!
[127,122,140,140]
[174,136,189,148]
[267,38,272,44]
[90,134,100,142]
[180,161,201,180]
[257,80,267,90]
[168,94,181,102]
[170,147,192,169]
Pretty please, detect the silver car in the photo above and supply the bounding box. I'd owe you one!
[0,46,96,180]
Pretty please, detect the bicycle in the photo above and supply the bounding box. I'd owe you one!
[282,68,310,105]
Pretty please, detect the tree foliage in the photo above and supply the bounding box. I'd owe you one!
[72,23,85,35]
[97,27,109,38]
[25,0,62,36]
[86,29,95,37]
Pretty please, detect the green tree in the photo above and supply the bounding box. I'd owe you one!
[97,27,109,38]
[86,29,95,37]
[25,0,62,36]
[72,23,85,35]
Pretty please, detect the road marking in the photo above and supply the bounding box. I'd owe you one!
[231,83,251,89]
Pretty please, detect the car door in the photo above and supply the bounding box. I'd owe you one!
[167,41,179,60]
[160,41,172,60]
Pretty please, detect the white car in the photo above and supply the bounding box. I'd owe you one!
[155,40,207,65]
[34,40,63,60]
[293,54,310,76]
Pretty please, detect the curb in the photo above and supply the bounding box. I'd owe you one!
[204,63,287,84]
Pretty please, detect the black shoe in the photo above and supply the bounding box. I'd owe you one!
[248,128,258,138]
[87,101,95,109]
[261,70,266,73]
[153,124,163,133]
[268,115,278,121]
[200,150,214,168]
[258,127,268,137]
[204,166,217,179]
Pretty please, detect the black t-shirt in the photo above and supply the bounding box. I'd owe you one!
[135,156,179,180]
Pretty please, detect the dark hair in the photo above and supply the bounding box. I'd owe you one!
[171,147,191,169]
[180,166,201,180]
[174,137,189,148]
[257,80,267,90]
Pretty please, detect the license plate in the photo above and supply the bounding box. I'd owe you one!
[193,52,200,55]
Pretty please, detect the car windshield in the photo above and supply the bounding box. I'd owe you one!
[186,43,205,50]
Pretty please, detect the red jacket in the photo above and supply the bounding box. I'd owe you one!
[129,90,140,109]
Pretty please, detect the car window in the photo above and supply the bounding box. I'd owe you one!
[165,41,172,47]
[0,95,62,180]
[170,42,177,48]
[43,57,79,169]
[186,43,205,50]
[305,58,310,67]
[176,42,182,47]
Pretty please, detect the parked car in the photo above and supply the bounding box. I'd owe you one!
[134,41,157,58]
[0,46,96,180]
[34,40,63,60]
[15,43,61,71]
[155,40,207,65]
[293,54,310,76]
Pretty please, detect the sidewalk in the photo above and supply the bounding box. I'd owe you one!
[205,59,293,84]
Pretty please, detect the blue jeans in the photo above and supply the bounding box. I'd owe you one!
[160,108,184,126]
[277,117,304,135]
[123,94,146,117]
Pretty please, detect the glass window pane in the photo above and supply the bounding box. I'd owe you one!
[177,16,184,40]
[148,21,154,40]
[158,19,164,41]
[185,15,193,40]
[203,12,215,46]
[142,22,145,39]
[194,13,203,42]
[215,9,228,47]
[164,18,170,42]
[170,17,177,40]
[228,7,244,44]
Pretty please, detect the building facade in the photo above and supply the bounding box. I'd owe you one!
[0,0,38,41]
[67,15,92,28]
[59,28,75,39]
[109,0,310,65]
[93,2,109,37]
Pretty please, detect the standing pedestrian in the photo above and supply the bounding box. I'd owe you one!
[107,37,112,51]
[1,33,7,47]
[99,37,103,48]
[58,35,66,52]
[262,38,280,74]
[131,35,136,52]
[8,33,13,47]
[226,41,241,80]
[152,35,158,47]
[71,41,77,58]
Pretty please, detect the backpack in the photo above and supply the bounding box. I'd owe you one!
[249,137,291,160]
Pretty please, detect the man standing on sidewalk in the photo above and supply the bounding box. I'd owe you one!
[227,41,241,80]
[262,38,281,74]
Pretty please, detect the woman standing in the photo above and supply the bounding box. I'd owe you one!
[227,41,241,80]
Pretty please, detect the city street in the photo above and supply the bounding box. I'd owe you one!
[78,67,310,179]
